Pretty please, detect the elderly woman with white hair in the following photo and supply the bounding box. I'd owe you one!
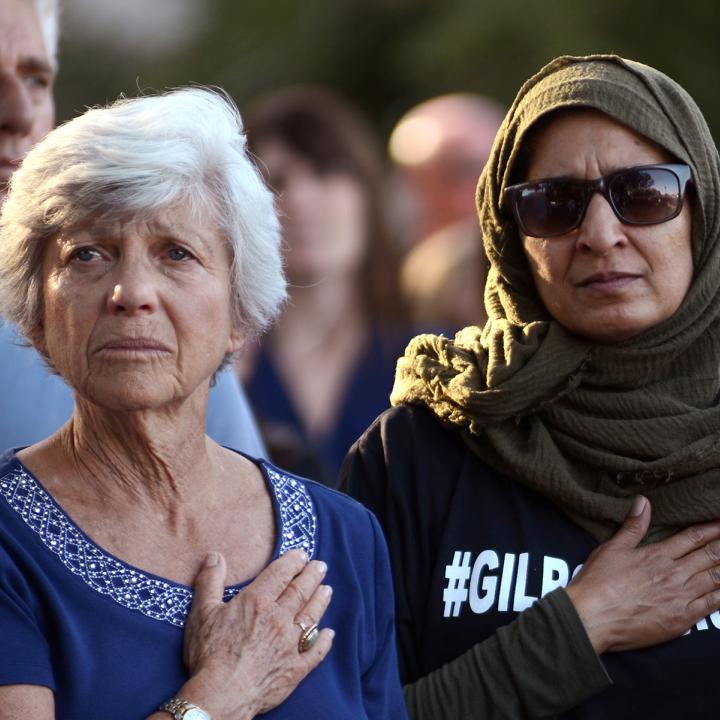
[0,88,406,720]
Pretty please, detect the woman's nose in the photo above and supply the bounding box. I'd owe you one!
[107,263,158,315]
[576,193,628,254]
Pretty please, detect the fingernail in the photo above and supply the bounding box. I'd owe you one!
[321,584,333,598]
[315,561,327,575]
[297,550,309,564]
[327,629,335,640]
[205,551,220,567]
[629,496,647,517]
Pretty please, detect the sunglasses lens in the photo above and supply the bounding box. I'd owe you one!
[510,165,688,238]
[610,167,681,224]
[514,180,585,237]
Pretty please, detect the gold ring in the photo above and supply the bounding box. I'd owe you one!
[296,621,320,653]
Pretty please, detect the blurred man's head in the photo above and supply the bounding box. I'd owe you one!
[389,93,504,244]
[0,0,58,200]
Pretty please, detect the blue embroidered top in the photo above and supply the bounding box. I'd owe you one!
[0,448,406,719]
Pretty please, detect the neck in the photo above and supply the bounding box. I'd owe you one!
[52,389,217,514]
[274,276,366,353]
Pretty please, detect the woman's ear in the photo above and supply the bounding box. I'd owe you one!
[227,327,246,355]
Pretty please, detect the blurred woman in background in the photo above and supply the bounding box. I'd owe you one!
[241,87,409,484]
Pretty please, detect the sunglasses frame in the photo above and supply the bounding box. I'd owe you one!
[504,163,693,238]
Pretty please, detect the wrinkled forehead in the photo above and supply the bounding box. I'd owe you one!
[0,0,53,71]
[508,107,677,183]
[503,61,693,189]
[51,188,223,238]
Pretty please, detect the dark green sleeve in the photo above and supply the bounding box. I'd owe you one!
[403,587,611,720]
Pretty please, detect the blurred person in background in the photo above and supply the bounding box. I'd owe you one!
[0,0,266,456]
[399,219,489,333]
[241,86,410,485]
[389,93,503,333]
[0,86,406,719]
[342,55,720,718]
[388,92,505,246]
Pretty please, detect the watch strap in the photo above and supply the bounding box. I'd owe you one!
[158,697,212,720]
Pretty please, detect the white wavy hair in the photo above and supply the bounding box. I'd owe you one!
[29,0,60,68]
[0,87,286,342]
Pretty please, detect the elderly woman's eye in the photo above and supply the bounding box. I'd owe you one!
[168,247,194,261]
[71,247,101,262]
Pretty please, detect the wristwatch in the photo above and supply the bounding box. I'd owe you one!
[158,697,212,720]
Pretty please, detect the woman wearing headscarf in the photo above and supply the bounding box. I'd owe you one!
[341,54,720,718]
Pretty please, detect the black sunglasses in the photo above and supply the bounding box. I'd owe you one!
[504,163,693,238]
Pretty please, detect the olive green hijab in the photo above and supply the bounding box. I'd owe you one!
[391,55,720,542]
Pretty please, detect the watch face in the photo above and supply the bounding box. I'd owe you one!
[183,710,210,720]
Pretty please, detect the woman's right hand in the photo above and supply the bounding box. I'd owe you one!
[176,549,334,720]
[566,496,720,655]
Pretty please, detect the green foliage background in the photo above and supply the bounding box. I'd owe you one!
[56,0,720,144]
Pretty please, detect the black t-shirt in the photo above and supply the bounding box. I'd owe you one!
[340,404,720,719]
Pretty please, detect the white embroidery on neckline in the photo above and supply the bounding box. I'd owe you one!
[0,462,317,628]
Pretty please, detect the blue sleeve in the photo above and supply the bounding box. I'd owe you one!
[0,325,74,448]
[206,370,267,457]
[0,544,54,689]
[361,511,409,719]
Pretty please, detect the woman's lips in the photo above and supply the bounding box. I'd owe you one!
[95,337,172,358]
[577,271,641,294]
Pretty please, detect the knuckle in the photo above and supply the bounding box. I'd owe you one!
[704,593,719,616]
[287,582,308,607]
[705,542,720,564]
[293,611,311,629]
[261,563,284,585]
[189,596,216,620]
[622,521,643,537]
[261,551,307,588]
[709,566,720,586]
[686,525,706,548]
[284,549,308,571]
[244,590,265,615]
